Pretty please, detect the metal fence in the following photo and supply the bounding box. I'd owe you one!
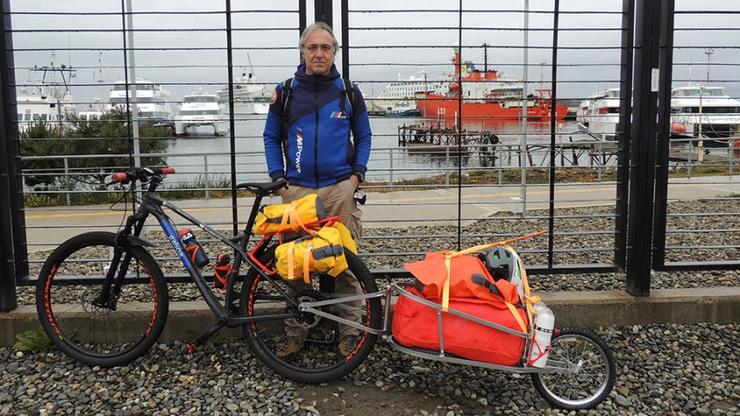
[1,0,738,311]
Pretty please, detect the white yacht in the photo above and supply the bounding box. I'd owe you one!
[217,71,270,115]
[174,91,228,136]
[371,71,446,114]
[16,64,76,133]
[108,78,174,124]
[576,88,621,140]
[16,88,75,133]
[577,85,740,142]
[670,85,740,139]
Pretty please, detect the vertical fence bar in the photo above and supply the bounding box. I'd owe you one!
[388,149,394,192]
[298,1,307,35]
[2,0,26,282]
[614,0,635,271]
[0,0,17,309]
[626,0,661,296]
[203,155,210,200]
[341,0,349,79]
[547,0,560,269]
[652,0,675,270]
[225,0,239,236]
[315,0,332,25]
[64,157,71,206]
[456,0,463,250]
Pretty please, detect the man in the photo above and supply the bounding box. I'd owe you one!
[262,22,372,359]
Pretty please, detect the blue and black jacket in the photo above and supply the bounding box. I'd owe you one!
[263,64,372,188]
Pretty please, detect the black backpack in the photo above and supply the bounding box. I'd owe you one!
[280,77,356,130]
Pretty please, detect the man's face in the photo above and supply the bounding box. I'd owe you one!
[303,29,335,76]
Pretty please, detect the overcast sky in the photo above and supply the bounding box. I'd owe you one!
[8,0,740,106]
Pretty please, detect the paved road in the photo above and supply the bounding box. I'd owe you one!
[24,175,738,251]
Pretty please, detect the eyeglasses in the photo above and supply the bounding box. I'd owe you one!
[304,44,334,54]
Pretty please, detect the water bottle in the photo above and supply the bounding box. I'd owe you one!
[529,301,555,368]
[179,227,209,269]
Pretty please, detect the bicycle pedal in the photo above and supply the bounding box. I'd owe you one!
[185,343,198,354]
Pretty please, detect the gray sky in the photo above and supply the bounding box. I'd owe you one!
[8,0,740,106]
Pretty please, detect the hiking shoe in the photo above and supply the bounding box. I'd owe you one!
[338,335,361,357]
[276,333,307,361]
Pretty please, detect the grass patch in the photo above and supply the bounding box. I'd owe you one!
[14,325,50,353]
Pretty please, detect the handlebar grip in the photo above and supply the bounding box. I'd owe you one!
[111,172,128,183]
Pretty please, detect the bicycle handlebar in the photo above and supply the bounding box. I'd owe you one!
[110,167,175,185]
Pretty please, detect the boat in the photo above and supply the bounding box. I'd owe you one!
[576,85,740,144]
[576,88,621,140]
[217,71,270,115]
[108,77,174,125]
[16,63,76,133]
[416,50,568,123]
[670,85,740,141]
[371,71,446,114]
[384,100,421,117]
[174,91,229,136]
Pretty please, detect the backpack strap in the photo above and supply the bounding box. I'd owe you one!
[281,77,294,125]
[339,78,355,118]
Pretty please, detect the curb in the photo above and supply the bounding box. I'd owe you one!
[2,287,738,347]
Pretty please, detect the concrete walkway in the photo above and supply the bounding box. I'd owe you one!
[23,175,738,250]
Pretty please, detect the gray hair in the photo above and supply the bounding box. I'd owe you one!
[299,22,338,63]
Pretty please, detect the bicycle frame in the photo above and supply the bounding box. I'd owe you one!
[111,180,298,335]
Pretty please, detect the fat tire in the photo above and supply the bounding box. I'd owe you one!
[531,327,616,410]
[36,231,169,367]
[240,249,381,384]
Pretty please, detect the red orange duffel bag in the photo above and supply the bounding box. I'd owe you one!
[392,286,527,366]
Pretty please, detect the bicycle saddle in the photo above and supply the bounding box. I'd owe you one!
[236,179,287,196]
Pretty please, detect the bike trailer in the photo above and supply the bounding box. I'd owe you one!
[393,233,553,367]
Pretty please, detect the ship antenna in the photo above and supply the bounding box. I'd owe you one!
[247,53,255,78]
[96,51,105,83]
[482,42,488,73]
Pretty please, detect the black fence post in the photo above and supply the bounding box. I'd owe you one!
[614,0,635,271]
[340,0,349,79]
[1,0,27,282]
[626,0,661,296]
[315,0,333,26]
[0,0,18,311]
[652,0,675,271]
[547,0,560,269]
[299,0,307,35]
[224,0,239,237]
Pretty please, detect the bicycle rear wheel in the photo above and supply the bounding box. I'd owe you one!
[531,327,616,410]
[36,231,169,367]
[240,249,382,384]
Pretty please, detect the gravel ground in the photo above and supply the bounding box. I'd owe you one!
[5,200,739,415]
[1,323,737,415]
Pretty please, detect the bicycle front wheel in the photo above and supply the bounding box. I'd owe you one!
[240,249,382,384]
[36,231,169,367]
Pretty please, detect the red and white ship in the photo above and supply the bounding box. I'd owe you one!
[416,51,567,122]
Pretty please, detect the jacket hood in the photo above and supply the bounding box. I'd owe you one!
[294,63,341,86]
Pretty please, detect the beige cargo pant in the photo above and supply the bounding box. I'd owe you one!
[280,178,363,337]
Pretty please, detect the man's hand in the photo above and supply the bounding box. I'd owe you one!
[350,174,360,188]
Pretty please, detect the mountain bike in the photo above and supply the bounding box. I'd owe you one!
[35,166,382,383]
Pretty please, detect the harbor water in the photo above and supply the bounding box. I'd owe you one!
[164,116,596,185]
